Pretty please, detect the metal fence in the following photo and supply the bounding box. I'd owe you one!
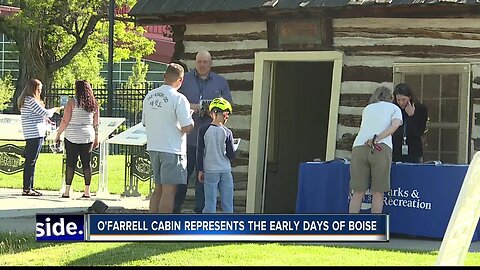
[44,83,161,154]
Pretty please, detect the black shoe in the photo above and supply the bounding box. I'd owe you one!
[31,189,43,196]
[22,190,41,196]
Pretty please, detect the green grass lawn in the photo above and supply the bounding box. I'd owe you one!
[0,152,152,196]
[1,145,480,266]
[0,232,479,266]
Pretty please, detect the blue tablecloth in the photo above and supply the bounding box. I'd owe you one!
[295,161,480,241]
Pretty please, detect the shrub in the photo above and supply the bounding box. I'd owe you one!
[0,74,15,111]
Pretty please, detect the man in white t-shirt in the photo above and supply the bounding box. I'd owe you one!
[349,86,403,214]
[142,63,194,213]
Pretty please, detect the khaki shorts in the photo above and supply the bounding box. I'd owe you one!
[350,143,392,193]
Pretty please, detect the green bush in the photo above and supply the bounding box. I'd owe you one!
[0,74,15,111]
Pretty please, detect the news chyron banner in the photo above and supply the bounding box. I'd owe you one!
[36,214,389,242]
[36,214,86,241]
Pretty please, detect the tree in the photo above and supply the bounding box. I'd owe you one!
[0,0,154,110]
[121,59,149,118]
[53,40,106,87]
[0,73,15,111]
[93,58,150,131]
[126,59,148,88]
[54,12,155,88]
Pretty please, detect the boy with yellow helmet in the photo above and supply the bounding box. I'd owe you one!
[196,97,236,213]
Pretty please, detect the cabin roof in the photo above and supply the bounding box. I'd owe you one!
[130,0,480,17]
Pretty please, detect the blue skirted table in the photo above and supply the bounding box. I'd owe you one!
[295,161,480,241]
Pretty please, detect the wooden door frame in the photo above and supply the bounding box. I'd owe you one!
[246,51,344,213]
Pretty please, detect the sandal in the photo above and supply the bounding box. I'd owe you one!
[81,194,91,198]
[61,194,70,198]
[31,189,42,196]
[22,190,41,196]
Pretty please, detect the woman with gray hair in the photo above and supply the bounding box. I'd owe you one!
[348,86,403,214]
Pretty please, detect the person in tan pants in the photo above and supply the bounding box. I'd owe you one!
[349,86,403,214]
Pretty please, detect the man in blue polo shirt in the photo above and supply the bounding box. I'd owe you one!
[174,50,233,214]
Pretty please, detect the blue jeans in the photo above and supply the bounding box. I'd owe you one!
[174,145,205,213]
[194,175,205,213]
[202,171,234,213]
[23,137,44,191]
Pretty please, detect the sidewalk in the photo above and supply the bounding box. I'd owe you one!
[0,187,149,234]
[0,188,149,217]
[0,187,479,253]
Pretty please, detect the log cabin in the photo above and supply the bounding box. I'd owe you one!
[130,0,480,213]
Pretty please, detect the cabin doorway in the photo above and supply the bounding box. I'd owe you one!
[246,51,343,213]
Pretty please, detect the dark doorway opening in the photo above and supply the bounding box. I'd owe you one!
[263,61,333,213]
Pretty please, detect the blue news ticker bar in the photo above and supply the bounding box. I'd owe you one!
[36,214,85,242]
[88,214,388,239]
[36,214,388,242]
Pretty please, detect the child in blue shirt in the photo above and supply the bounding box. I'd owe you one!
[197,98,236,213]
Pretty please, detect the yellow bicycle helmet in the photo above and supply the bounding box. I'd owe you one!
[209,97,232,114]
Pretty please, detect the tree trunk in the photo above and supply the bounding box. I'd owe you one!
[12,31,52,112]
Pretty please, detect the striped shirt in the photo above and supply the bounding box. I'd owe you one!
[64,98,95,144]
[20,96,55,140]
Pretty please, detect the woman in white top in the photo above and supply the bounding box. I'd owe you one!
[349,86,402,214]
[55,80,99,198]
[18,79,62,196]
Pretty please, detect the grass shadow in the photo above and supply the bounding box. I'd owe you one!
[278,239,439,255]
[66,242,228,266]
[0,232,69,255]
